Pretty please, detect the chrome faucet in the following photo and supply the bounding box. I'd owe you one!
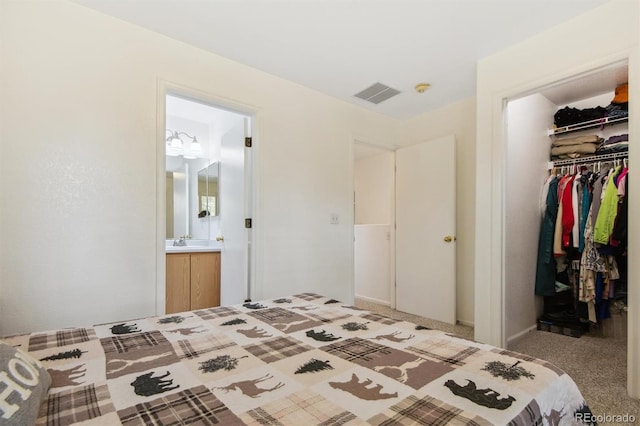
[173,234,191,246]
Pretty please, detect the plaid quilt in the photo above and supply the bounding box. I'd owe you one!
[3,294,593,425]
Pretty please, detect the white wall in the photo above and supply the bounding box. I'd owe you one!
[0,0,400,336]
[505,94,555,342]
[401,97,476,326]
[474,0,640,396]
[354,224,390,305]
[354,151,394,225]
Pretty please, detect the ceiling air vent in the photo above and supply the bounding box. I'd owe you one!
[354,82,401,104]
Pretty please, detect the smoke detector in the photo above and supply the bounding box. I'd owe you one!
[415,83,431,93]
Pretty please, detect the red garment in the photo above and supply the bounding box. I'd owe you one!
[553,175,572,257]
[561,174,576,249]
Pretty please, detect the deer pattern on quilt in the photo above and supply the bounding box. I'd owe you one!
[215,374,284,398]
[370,331,415,343]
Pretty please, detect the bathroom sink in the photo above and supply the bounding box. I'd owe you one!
[165,239,221,252]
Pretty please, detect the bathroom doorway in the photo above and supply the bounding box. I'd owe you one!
[158,85,256,312]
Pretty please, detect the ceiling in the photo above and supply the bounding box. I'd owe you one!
[166,95,243,132]
[74,0,609,120]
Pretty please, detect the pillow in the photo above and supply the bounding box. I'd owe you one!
[0,341,51,425]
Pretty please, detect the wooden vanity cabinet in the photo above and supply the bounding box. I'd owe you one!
[166,251,220,314]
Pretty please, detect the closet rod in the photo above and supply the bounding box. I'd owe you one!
[550,151,628,167]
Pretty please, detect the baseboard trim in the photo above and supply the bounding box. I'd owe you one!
[457,319,474,328]
[354,294,391,307]
[507,324,538,347]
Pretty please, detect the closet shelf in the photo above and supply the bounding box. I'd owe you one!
[549,151,628,167]
[548,115,628,136]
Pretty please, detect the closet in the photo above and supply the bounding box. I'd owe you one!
[537,103,628,338]
[504,62,629,345]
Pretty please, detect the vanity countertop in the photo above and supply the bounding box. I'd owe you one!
[165,240,221,253]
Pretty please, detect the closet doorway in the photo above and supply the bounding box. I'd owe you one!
[504,62,629,342]
[504,63,630,345]
[501,60,634,391]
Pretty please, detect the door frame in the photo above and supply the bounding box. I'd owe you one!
[475,51,639,397]
[156,79,261,314]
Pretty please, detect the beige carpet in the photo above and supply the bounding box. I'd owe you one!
[355,299,639,425]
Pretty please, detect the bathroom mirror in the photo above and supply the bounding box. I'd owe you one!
[197,162,219,218]
[166,156,212,240]
[166,166,188,239]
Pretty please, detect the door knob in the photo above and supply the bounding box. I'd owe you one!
[443,235,455,243]
[216,236,224,242]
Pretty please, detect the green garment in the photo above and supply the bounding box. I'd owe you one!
[593,166,621,245]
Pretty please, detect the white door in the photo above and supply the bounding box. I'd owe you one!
[219,119,248,305]
[395,135,456,324]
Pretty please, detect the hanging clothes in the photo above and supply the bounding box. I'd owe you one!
[539,173,555,219]
[594,165,622,244]
[589,167,609,221]
[537,156,628,327]
[571,174,581,248]
[535,176,559,296]
[553,174,572,256]
[561,174,576,250]
[578,174,592,253]
[611,175,628,248]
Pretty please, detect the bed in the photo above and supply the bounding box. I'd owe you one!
[2,293,593,425]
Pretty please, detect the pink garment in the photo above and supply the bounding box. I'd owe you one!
[561,175,576,249]
[617,168,629,196]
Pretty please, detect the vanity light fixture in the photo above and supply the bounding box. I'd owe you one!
[166,129,203,158]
